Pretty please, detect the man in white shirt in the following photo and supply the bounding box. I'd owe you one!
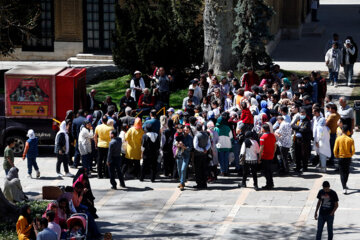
[189,79,202,101]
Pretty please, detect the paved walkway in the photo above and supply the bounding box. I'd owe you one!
[1,130,360,239]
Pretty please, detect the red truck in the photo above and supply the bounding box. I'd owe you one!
[0,65,86,156]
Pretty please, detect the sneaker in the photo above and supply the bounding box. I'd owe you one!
[65,172,74,177]
[27,174,32,179]
[330,81,334,86]
[320,168,326,173]
[57,173,63,177]
[334,83,338,87]
[36,171,40,178]
[343,189,347,195]
[111,185,117,190]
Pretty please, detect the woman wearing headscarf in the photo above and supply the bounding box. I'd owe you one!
[72,169,97,218]
[162,119,176,177]
[259,100,270,118]
[207,121,219,182]
[3,167,27,203]
[55,120,73,177]
[140,123,160,182]
[124,117,145,178]
[65,110,75,166]
[314,118,331,173]
[239,131,260,190]
[42,201,60,224]
[22,129,40,178]
[16,204,34,240]
[214,117,233,176]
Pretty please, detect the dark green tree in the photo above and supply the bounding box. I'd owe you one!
[232,0,274,70]
[112,0,203,73]
[0,0,40,56]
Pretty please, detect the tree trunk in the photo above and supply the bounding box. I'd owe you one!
[203,0,236,74]
[0,188,19,223]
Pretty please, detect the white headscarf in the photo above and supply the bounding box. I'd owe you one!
[27,129,36,139]
[56,121,69,154]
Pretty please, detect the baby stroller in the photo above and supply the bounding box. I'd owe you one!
[65,213,88,240]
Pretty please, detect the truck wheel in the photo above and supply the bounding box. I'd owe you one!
[6,135,26,157]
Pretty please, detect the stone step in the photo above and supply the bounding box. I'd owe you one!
[67,57,114,65]
[302,24,325,37]
[76,53,113,60]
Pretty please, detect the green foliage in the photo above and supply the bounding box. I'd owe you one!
[0,200,49,240]
[169,88,188,109]
[0,0,40,56]
[112,0,203,73]
[232,0,274,70]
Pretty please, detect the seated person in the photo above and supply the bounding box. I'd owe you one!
[138,88,155,116]
[16,205,34,240]
[101,96,118,114]
[72,182,101,239]
[68,220,84,238]
[3,167,27,203]
[120,88,136,113]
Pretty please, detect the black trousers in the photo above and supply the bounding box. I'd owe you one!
[56,154,69,174]
[279,146,290,172]
[122,158,141,178]
[140,155,158,181]
[295,138,310,171]
[163,151,175,177]
[262,160,273,187]
[242,163,258,186]
[311,9,318,21]
[97,147,109,178]
[194,152,208,187]
[159,91,170,107]
[108,159,125,187]
[74,140,81,167]
[338,158,351,189]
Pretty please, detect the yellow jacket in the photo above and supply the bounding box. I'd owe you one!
[16,215,32,240]
[125,127,144,160]
[334,134,355,159]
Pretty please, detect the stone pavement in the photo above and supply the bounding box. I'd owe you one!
[1,128,360,240]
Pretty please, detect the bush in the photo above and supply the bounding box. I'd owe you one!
[0,200,49,240]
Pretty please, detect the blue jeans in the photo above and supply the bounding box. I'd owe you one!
[218,151,229,174]
[329,70,339,83]
[176,156,190,185]
[316,214,334,240]
[27,157,39,175]
[232,140,241,171]
[344,64,354,85]
[81,153,92,173]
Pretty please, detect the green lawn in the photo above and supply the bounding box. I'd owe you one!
[87,75,188,110]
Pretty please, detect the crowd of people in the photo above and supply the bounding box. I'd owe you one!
[3,34,357,240]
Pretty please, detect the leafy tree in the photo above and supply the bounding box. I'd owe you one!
[232,0,274,70]
[0,0,40,56]
[112,0,203,73]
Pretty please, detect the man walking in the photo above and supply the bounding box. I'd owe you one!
[333,125,355,194]
[325,42,343,87]
[338,97,354,133]
[107,130,126,189]
[71,109,86,168]
[94,116,113,178]
[259,124,276,190]
[342,39,356,87]
[193,124,211,190]
[315,181,339,240]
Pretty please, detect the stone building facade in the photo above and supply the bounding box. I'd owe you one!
[0,0,311,61]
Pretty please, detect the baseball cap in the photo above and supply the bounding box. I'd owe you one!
[345,39,351,44]
[167,107,175,113]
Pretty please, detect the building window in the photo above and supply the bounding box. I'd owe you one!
[23,0,54,52]
[84,0,116,53]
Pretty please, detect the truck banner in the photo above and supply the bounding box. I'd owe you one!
[5,76,53,118]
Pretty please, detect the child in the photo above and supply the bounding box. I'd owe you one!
[3,138,15,175]
[22,129,40,178]
[69,221,84,238]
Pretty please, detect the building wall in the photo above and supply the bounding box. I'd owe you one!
[0,0,83,61]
